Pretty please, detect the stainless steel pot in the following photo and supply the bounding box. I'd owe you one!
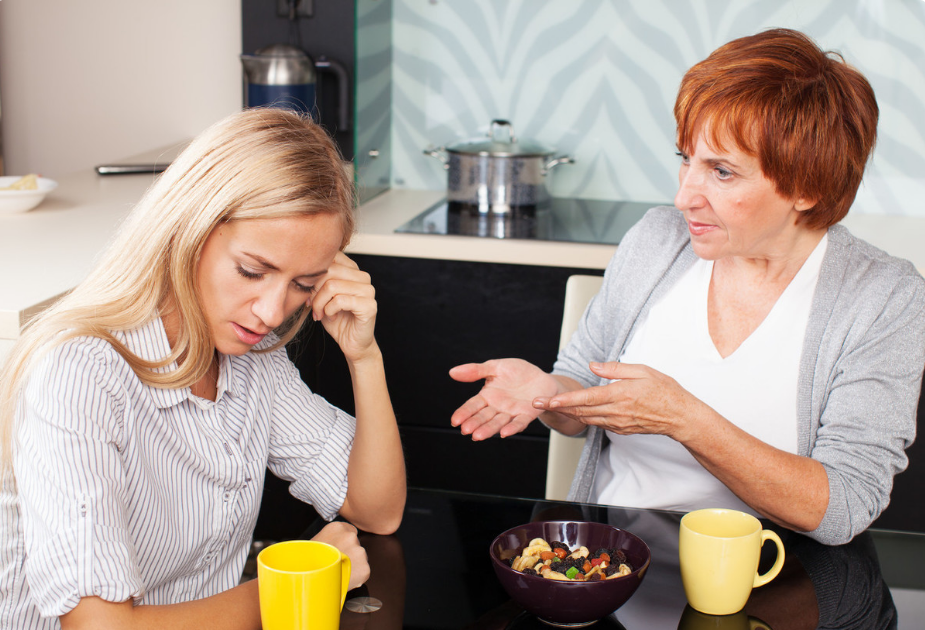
[424,120,574,214]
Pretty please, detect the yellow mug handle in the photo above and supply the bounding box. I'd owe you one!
[339,552,352,609]
[753,529,785,588]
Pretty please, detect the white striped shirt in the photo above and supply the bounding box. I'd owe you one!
[1,318,356,628]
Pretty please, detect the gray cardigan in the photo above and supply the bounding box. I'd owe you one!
[554,207,925,545]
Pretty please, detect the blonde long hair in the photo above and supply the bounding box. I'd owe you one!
[0,108,356,467]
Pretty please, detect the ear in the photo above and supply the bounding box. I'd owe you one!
[794,196,816,212]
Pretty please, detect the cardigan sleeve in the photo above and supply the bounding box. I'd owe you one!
[554,206,692,387]
[806,253,925,545]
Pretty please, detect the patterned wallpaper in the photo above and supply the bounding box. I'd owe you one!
[359,0,925,216]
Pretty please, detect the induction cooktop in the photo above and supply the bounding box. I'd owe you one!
[394,198,666,246]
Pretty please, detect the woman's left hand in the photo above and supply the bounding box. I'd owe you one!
[532,361,707,442]
[310,252,379,363]
[311,521,370,590]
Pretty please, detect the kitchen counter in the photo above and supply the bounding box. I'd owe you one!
[3,148,924,351]
[351,189,620,268]
[0,157,616,346]
[0,143,182,342]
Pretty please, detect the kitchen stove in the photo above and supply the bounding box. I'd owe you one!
[394,197,666,245]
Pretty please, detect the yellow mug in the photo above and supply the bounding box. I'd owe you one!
[679,509,784,616]
[257,540,352,630]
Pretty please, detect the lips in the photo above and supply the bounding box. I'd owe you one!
[232,322,268,345]
[687,220,717,237]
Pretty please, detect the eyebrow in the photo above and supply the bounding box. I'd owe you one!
[242,252,328,279]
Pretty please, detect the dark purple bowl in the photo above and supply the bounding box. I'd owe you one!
[489,521,650,627]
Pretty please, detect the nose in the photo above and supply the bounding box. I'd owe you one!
[674,164,704,211]
[251,284,288,330]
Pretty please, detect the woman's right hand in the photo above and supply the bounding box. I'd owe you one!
[448,359,562,441]
[312,521,370,590]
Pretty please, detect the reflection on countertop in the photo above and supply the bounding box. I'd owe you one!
[395,198,661,245]
[294,489,922,630]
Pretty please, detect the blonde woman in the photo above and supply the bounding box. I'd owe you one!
[0,108,406,629]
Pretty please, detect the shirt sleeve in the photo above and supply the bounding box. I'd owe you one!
[15,339,144,618]
[263,349,356,521]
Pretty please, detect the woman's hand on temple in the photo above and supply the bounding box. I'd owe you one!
[449,359,562,441]
[310,252,380,363]
[312,521,370,590]
[531,361,708,442]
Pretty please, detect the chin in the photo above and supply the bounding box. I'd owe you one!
[690,242,720,261]
[215,339,255,357]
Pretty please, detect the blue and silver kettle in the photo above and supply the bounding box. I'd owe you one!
[240,44,349,131]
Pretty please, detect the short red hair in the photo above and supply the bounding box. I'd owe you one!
[674,28,878,229]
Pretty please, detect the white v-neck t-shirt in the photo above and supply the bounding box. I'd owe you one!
[593,234,828,515]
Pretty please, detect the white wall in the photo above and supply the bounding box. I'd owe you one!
[0,0,242,178]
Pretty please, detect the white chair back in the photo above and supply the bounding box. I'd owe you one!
[544,274,604,501]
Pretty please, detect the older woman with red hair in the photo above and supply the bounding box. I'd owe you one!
[450,28,925,545]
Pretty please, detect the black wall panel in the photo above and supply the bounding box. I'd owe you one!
[241,0,355,158]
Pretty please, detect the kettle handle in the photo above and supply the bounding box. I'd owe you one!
[315,55,350,131]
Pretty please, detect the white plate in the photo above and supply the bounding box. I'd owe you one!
[0,176,59,214]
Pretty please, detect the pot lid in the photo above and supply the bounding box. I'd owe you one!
[447,120,555,157]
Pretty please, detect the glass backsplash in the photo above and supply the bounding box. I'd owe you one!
[356,0,925,216]
[355,0,393,204]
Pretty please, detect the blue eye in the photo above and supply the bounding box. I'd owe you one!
[715,167,732,179]
[675,151,690,165]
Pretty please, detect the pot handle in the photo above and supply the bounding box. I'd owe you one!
[543,155,575,175]
[423,146,450,170]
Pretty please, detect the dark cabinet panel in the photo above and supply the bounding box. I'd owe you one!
[255,253,925,538]
[254,253,601,539]
[292,254,602,440]
[400,426,550,498]
[872,370,925,533]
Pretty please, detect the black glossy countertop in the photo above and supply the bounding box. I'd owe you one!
[282,488,925,629]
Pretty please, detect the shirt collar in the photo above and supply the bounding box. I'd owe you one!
[114,318,241,409]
